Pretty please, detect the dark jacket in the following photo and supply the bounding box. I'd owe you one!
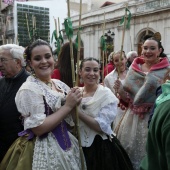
[0,69,29,162]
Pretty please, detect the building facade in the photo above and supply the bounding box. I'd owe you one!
[69,0,124,16]
[68,0,170,59]
[0,0,50,46]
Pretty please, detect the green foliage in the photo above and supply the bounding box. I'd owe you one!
[100,36,106,51]
[119,8,131,29]
[64,17,73,39]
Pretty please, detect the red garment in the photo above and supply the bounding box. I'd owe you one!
[104,62,114,77]
[51,69,61,80]
[51,69,84,87]
[79,82,84,87]
[132,57,170,73]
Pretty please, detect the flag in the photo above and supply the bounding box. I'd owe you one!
[58,30,64,44]
[51,30,63,55]
[53,38,61,56]
[51,30,58,43]
[120,8,131,29]
[100,35,106,51]
[126,8,131,29]
[64,17,73,39]
[75,27,83,50]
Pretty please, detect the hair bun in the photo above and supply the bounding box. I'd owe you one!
[153,32,161,41]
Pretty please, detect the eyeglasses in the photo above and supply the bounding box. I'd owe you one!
[0,58,16,64]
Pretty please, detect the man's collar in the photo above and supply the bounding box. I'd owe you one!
[5,68,24,80]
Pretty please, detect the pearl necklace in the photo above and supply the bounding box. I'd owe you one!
[32,74,53,89]
[38,78,53,89]
[45,81,53,89]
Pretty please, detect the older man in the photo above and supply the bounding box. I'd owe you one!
[0,44,29,162]
[126,51,138,67]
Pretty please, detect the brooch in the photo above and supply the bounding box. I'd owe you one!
[82,104,86,110]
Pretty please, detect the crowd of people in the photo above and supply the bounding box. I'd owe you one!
[0,34,170,170]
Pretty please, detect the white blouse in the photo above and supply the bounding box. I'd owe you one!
[79,85,119,147]
[15,76,74,130]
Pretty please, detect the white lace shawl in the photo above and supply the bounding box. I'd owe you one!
[79,84,119,147]
[15,76,74,130]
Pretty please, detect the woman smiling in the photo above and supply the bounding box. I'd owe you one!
[114,37,170,170]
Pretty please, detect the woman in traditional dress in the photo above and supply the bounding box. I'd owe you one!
[114,37,170,170]
[104,51,128,131]
[0,39,86,170]
[78,57,133,170]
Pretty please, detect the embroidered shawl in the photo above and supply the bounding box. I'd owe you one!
[122,57,169,114]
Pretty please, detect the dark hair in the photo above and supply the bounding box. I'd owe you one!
[80,57,99,70]
[144,37,164,57]
[143,34,153,42]
[160,53,167,58]
[24,39,53,62]
[56,42,77,87]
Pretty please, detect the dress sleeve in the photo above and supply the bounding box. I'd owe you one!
[94,102,117,135]
[15,89,46,130]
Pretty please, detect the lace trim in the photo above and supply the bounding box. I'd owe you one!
[34,78,59,111]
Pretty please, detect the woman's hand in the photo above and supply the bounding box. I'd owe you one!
[31,88,82,137]
[65,87,82,109]
[113,79,123,93]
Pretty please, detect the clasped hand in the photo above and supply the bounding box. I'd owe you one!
[113,79,123,93]
[65,87,82,109]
